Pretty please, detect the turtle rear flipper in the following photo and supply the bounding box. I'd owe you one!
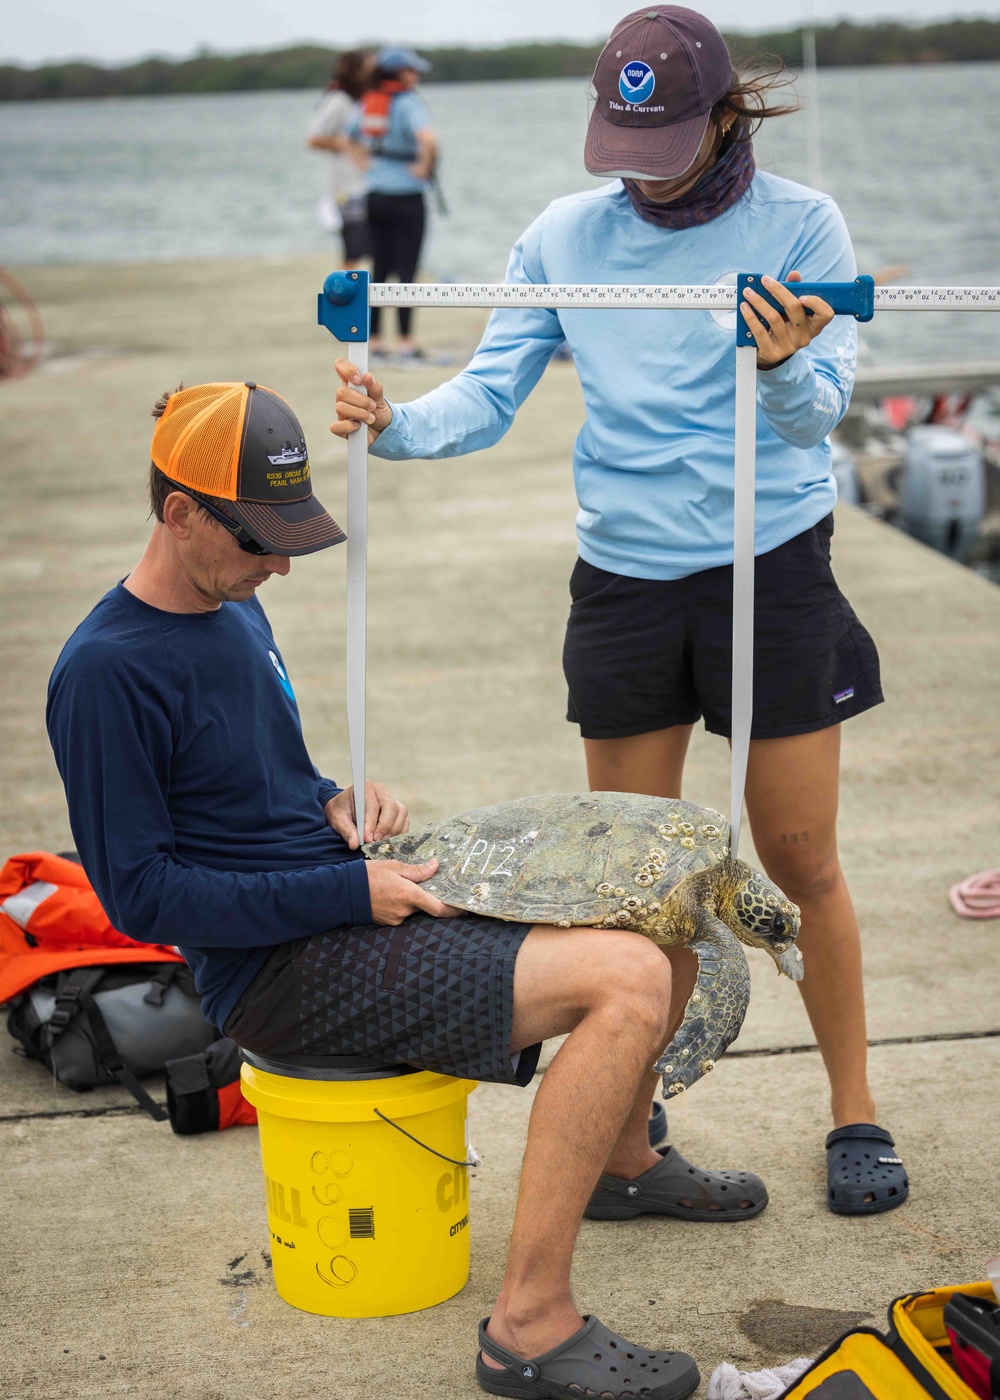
[653,920,751,1098]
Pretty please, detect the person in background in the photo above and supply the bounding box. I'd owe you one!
[333,5,910,1227]
[307,50,373,270]
[356,46,438,360]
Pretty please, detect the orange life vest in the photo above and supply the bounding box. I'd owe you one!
[0,851,181,1005]
[359,80,410,152]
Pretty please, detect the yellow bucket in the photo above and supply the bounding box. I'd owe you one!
[240,1052,477,1317]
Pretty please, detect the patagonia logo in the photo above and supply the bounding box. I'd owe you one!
[833,687,855,704]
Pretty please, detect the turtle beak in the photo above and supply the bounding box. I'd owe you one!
[774,944,804,981]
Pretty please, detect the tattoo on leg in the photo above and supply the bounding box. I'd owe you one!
[779,831,810,844]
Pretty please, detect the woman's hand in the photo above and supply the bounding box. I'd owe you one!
[331,359,393,444]
[740,271,834,368]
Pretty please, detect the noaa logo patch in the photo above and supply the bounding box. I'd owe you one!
[268,648,296,702]
[619,60,655,105]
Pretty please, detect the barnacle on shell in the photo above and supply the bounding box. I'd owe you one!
[614,887,625,897]
[635,872,655,887]
[596,881,613,895]
[680,837,696,849]
[700,824,721,838]
[557,919,571,928]
[677,822,695,837]
[622,897,643,912]
[648,848,667,862]
[657,824,677,838]
[470,882,489,899]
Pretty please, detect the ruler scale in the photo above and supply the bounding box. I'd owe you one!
[318,274,1000,855]
[366,282,1000,313]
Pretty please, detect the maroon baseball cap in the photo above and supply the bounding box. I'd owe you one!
[585,6,733,180]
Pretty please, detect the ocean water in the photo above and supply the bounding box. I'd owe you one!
[2,66,1000,362]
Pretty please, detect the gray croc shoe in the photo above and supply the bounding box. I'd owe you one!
[584,1145,768,1223]
[476,1314,700,1400]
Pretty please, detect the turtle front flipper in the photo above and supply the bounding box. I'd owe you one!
[653,918,751,1098]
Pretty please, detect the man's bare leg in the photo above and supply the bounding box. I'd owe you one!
[601,946,695,1179]
[583,726,694,1144]
[482,925,674,1367]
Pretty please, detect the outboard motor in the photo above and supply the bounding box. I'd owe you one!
[830,441,860,506]
[898,426,984,561]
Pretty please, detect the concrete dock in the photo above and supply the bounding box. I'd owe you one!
[1,255,998,1399]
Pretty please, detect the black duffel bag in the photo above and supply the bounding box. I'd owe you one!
[7,961,217,1120]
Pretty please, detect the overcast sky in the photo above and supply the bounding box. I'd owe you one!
[5,0,1000,67]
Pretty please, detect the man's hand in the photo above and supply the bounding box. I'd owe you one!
[365,857,460,925]
[331,359,393,445]
[325,780,408,849]
[740,271,835,368]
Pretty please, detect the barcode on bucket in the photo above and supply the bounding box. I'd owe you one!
[349,1207,375,1239]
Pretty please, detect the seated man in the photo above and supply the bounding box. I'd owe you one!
[47,381,765,1400]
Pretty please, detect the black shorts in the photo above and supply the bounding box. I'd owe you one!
[564,514,883,741]
[223,914,541,1086]
[341,215,369,262]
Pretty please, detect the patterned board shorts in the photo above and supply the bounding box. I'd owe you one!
[223,914,542,1086]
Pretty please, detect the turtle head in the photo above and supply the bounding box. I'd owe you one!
[718,861,803,980]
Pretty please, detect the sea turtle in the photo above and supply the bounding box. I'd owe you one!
[366,791,802,1097]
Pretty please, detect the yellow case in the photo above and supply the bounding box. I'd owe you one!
[891,1283,996,1399]
[780,1281,995,1399]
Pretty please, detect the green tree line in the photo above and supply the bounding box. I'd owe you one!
[2,19,999,102]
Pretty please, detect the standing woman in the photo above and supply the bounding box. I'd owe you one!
[307,50,373,270]
[357,46,438,360]
[333,6,907,1219]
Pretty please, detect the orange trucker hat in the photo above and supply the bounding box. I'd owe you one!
[150,381,346,557]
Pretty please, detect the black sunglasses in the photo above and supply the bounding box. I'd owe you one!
[179,486,271,556]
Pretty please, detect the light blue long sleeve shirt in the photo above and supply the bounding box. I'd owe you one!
[372,174,858,580]
[355,91,434,196]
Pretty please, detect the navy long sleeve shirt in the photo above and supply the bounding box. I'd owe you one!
[46,583,372,1029]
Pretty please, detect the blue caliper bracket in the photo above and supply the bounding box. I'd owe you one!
[736,273,875,344]
[317,270,370,342]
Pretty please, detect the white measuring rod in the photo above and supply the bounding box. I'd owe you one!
[368,282,1000,312]
[319,273,1000,851]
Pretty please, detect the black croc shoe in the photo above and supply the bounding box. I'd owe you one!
[826,1123,909,1215]
[584,1145,768,1223]
[476,1314,700,1400]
